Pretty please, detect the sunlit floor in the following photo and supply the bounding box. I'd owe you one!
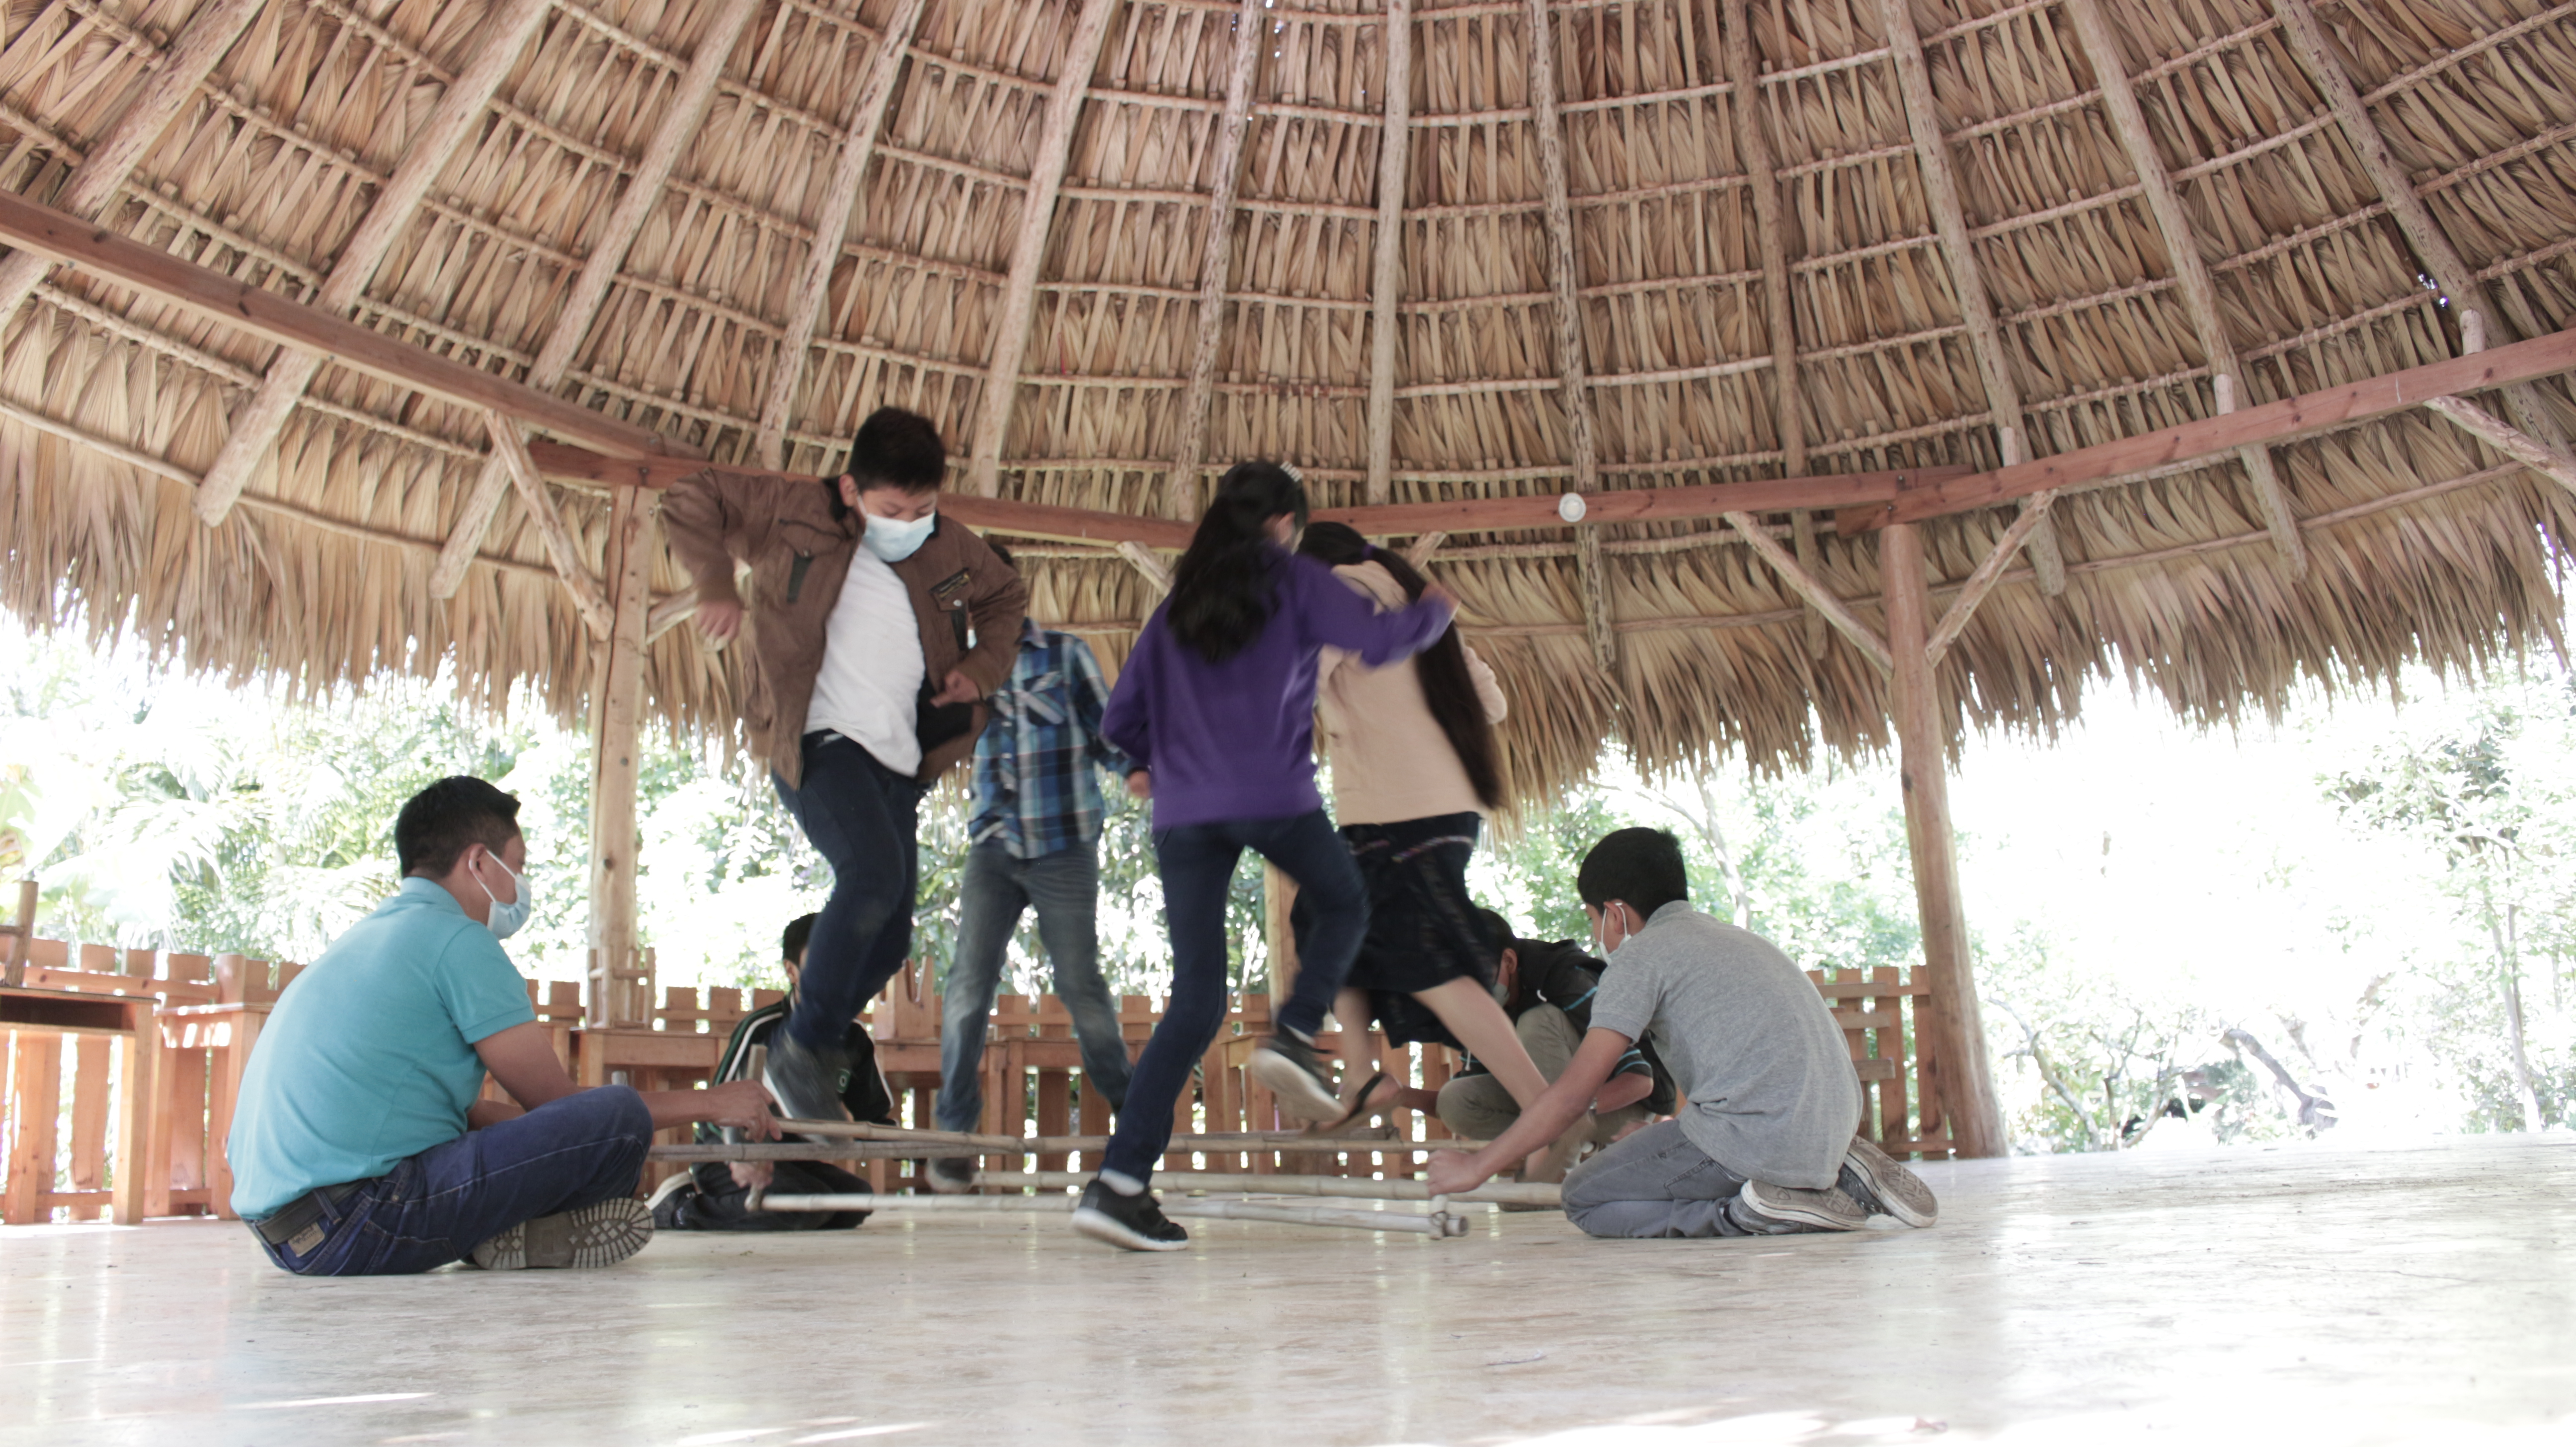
[5,1135,2572,1447]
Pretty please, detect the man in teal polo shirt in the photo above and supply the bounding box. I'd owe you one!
[229,776,777,1274]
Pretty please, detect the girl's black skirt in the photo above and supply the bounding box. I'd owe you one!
[1292,810,1491,1049]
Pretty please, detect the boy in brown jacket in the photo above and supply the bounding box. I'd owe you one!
[663,407,1027,1125]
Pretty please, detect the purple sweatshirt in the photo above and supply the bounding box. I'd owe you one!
[1102,547,1454,829]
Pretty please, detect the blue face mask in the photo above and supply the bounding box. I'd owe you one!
[862,508,936,563]
[474,850,535,941]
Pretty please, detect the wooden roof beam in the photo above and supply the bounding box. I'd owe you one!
[752,0,930,472]
[1365,0,1415,508]
[485,413,614,640]
[2065,0,2305,577]
[1722,510,1894,674]
[2427,315,2576,498]
[2270,0,2572,451]
[429,0,758,600]
[1527,0,1616,671]
[1839,324,2576,528]
[1924,490,2058,663]
[0,190,675,461]
[0,0,267,325]
[965,0,1126,498]
[1875,0,2069,595]
[1164,0,1266,523]
[193,0,562,526]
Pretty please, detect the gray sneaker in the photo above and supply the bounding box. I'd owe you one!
[1839,1135,1937,1227]
[1248,1034,1342,1123]
[763,1031,854,1136]
[1730,1179,1868,1234]
[926,1156,976,1194]
[468,1198,654,1270]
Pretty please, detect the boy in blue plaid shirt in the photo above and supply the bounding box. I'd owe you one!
[929,544,1142,1190]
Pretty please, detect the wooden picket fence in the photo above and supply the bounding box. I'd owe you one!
[1,913,1951,1224]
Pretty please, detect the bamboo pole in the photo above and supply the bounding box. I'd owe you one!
[1881,522,2003,1157]
[1364,0,1416,508]
[979,1168,1556,1206]
[756,1190,1463,1234]
[1167,0,1267,521]
[194,0,560,525]
[585,486,656,1028]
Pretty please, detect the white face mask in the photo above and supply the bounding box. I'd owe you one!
[1594,902,1638,958]
[473,848,535,940]
[862,508,936,562]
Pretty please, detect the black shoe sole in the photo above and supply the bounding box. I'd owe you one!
[1071,1205,1191,1252]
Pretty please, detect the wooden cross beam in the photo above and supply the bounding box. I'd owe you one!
[485,414,615,641]
[1722,510,1894,674]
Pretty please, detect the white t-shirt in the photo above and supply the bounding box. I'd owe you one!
[804,549,926,775]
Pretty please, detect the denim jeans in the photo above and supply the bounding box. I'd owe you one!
[1100,809,1366,1183]
[251,1086,654,1275]
[1558,1117,1756,1238]
[1434,1004,1651,1145]
[937,840,1134,1133]
[774,731,925,1052]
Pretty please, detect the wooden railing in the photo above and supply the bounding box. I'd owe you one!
[3,917,1949,1223]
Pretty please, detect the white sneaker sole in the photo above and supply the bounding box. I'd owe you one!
[1071,1206,1190,1252]
[1249,1047,1343,1123]
[470,1198,655,1270]
[1844,1138,1938,1227]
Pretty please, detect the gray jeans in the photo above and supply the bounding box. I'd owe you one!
[1559,1118,1760,1238]
[936,840,1134,1134]
[1435,1005,1652,1145]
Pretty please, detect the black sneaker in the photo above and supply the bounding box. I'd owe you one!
[926,1156,976,1194]
[763,1031,855,1136]
[1838,1135,1937,1227]
[1729,1180,1868,1235]
[1071,1179,1190,1252]
[1248,1034,1343,1123]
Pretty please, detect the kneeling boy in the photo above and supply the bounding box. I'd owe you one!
[1427,828,1935,1236]
[228,777,777,1274]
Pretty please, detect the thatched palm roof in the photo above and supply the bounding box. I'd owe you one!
[0,0,2570,800]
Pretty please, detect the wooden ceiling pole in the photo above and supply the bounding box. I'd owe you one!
[2065,0,2305,576]
[1722,1,1830,659]
[2424,311,2576,498]
[1165,0,1267,523]
[429,0,758,601]
[1526,0,1617,672]
[585,483,658,1031]
[1722,511,1894,673]
[1875,0,2068,596]
[0,0,267,324]
[964,0,1125,498]
[1364,0,1415,509]
[2270,0,2572,451]
[1882,519,2005,1159]
[1923,495,2059,662]
[191,0,560,526]
[751,0,930,472]
[484,412,615,640]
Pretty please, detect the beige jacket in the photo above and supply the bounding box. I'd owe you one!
[1317,561,1507,825]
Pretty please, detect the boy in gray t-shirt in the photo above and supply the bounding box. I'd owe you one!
[1428,828,1938,1238]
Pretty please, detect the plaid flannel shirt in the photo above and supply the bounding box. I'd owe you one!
[968,620,1132,859]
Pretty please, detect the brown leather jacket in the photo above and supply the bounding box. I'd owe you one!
[662,469,1028,788]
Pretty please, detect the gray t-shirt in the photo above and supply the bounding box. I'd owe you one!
[1588,901,1860,1188]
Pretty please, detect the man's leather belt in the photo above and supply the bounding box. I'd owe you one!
[252,1181,362,1247]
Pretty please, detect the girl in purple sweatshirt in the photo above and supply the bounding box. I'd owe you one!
[1072,462,1454,1252]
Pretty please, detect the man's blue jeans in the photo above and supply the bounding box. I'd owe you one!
[1100,809,1366,1184]
[938,840,1134,1133]
[774,731,924,1053]
[252,1086,653,1275]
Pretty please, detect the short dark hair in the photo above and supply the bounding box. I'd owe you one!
[1576,827,1690,918]
[985,540,1017,572]
[844,406,945,493]
[1470,906,1515,960]
[396,777,523,877]
[781,913,819,965]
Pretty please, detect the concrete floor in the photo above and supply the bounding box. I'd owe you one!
[4,1136,2572,1447]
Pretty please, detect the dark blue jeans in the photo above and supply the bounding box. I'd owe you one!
[252,1086,653,1276]
[938,839,1134,1133]
[1100,809,1367,1183]
[773,731,924,1052]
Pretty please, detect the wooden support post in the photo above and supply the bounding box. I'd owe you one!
[5,1033,62,1222]
[1167,0,1268,520]
[1880,522,2003,1158]
[2,879,34,988]
[585,486,656,1028]
[1264,863,1299,1023]
[110,999,157,1224]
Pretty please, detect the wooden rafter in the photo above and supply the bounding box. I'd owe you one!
[1526,0,1615,671]
[751,0,929,471]
[193,0,560,525]
[1840,324,2576,528]
[1405,530,1448,567]
[964,0,1125,498]
[1875,0,2069,594]
[1365,0,1415,508]
[1924,490,2058,662]
[2270,0,2571,451]
[0,0,267,325]
[0,189,676,461]
[430,0,757,600]
[1165,0,1267,522]
[1116,539,1173,595]
[2065,0,2305,575]
[1722,510,1894,673]
[486,413,615,640]
[2423,396,2576,497]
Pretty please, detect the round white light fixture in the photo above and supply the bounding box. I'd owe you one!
[1556,491,1588,522]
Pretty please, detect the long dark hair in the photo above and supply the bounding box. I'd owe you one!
[1168,461,1310,664]
[1298,521,1504,809]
